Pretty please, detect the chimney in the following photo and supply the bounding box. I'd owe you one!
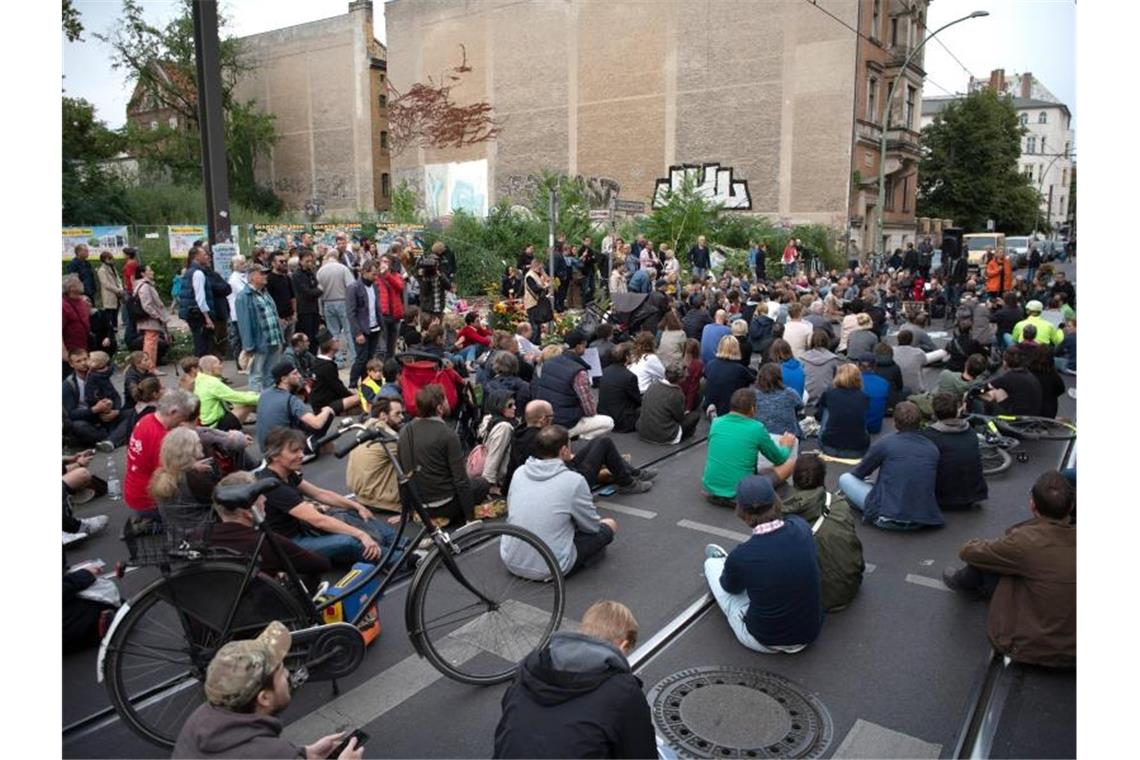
[1020,72,1032,98]
[349,0,373,21]
[989,68,1004,93]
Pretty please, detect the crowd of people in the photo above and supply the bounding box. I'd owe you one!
[62,230,1076,757]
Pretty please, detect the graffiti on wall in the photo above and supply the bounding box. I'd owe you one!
[497,174,622,209]
[424,159,489,218]
[652,163,752,210]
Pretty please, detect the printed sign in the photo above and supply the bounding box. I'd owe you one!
[62,226,129,259]
[311,223,364,248]
[251,224,307,252]
[211,242,239,282]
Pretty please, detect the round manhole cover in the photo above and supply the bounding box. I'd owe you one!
[648,667,833,758]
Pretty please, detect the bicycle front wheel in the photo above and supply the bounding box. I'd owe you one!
[103,564,310,748]
[980,444,1013,476]
[409,523,565,685]
[994,416,1076,441]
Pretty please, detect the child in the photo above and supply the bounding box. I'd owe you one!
[358,358,386,414]
[123,351,158,404]
[679,338,704,413]
[380,357,403,400]
[84,351,122,414]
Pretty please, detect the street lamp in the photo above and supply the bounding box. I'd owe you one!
[1032,151,1073,239]
[875,10,989,257]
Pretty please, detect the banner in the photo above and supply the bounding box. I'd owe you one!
[168,225,207,262]
[311,223,363,248]
[374,224,426,255]
[62,226,129,259]
[251,224,307,252]
[211,242,239,282]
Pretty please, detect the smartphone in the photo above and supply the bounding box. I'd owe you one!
[329,729,368,758]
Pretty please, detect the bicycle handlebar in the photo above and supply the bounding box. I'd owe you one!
[334,424,398,458]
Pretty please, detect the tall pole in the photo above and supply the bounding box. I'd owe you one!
[548,187,558,275]
[1032,152,1068,238]
[192,0,231,245]
[876,11,988,256]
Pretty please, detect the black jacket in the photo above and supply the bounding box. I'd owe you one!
[597,364,641,433]
[682,308,712,340]
[871,356,904,407]
[636,381,685,443]
[921,419,988,509]
[493,632,656,759]
[309,356,350,411]
[291,269,322,315]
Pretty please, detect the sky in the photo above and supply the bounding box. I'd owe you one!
[64,0,1074,131]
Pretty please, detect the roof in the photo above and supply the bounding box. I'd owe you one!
[921,95,1071,121]
[126,60,197,114]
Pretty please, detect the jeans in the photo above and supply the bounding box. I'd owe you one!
[349,329,382,387]
[188,313,212,358]
[583,272,596,303]
[1026,267,1038,285]
[381,315,399,359]
[703,557,806,654]
[122,304,137,348]
[784,263,796,277]
[569,523,614,575]
[693,267,708,281]
[323,301,353,366]
[837,473,872,510]
[248,344,283,393]
[293,508,406,566]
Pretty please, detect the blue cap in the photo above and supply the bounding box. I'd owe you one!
[735,475,777,510]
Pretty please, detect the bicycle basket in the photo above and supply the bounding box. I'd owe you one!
[121,503,218,566]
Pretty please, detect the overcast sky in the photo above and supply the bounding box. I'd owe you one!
[64,0,1075,132]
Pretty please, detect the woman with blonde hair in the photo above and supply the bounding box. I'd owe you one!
[148,426,218,507]
[702,334,756,417]
[816,363,871,458]
[629,331,666,393]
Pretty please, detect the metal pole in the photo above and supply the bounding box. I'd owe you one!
[548,187,558,275]
[192,0,231,245]
[876,11,988,258]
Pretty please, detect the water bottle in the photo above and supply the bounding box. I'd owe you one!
[107,456,122,501]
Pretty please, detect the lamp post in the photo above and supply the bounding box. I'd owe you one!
[1032,151,1072,238]
[876,10,989,256]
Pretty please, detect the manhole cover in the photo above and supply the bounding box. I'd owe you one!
[648,667,833,758]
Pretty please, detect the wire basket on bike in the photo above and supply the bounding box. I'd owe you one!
[121,503,218,566]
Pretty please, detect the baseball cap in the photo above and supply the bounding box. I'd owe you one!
[271,360,297,382]
[204,621,291,709]
[736,475,778,511]
[1025,300,1044,313]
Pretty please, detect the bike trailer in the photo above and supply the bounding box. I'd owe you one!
[315,562,383,646]
[398,351,462,416]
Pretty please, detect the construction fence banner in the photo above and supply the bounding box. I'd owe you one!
[61,226,130,259]
[167,225,240,262]
[310,223,363,247]
[211,242,239,282]
[251,224,308,252]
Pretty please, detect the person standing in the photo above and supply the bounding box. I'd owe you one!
[523,259,553,342]
[375,253,405,359]
[688,235,711,281]
[95,251,124,347]
[265,251,296,341]
[120,247,140,349]
[62,274,93,379]
[317,250,356,368]
[347,260,383,389]
[66,244,98,302]
[226,255,250,364]
[235,263,285,393]
[133,265,170,371]
[178,245,218,357]
[984,248,1013,301]
[781,239,798,277]
[291,249,323,353]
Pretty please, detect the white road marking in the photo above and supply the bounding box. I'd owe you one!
[834,718,942,758]
[864,562,877,574]
[598,501,658,519]
[905,573,951,592]
[676,519,751,543]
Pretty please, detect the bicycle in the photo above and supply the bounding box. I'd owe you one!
[964,414,1020,477]
[97,425,565,748]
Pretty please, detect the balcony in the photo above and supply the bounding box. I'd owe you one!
[856,119,883,147]
[885,126,921,156]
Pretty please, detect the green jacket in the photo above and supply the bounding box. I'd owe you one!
[781,487,865,611]
[194,372,260,427]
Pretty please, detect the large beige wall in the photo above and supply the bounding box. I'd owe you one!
[386,0,858,225]
[234,9,380,213]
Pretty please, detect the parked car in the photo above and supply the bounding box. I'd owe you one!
[1005,236,1032,268]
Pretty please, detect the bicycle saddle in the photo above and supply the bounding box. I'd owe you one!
[213,479,279,510]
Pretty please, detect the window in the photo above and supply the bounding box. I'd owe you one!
[902,174,911,211]
[381,173,390,197]
[1026,136,1036,154]
[891,17,899,46]
[1019,113,1028,126]
[379,93,387,108]
[1038,111,1047,124]
[168,116,177,129]
[1061,168,1068,186]
[380,131,388,149]
[1059,196,1065,213]
[1040,136,1046,153]
[1064,141,1071,157]
[872,0,881,40]
[905,85,916,130]
[867,76,878,122]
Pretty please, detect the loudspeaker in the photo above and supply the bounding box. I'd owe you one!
[941,227,964,260]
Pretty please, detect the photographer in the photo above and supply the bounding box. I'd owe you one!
[418,242,451,317]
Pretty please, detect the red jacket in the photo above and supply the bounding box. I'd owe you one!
[457,324,492,347]
[62,296,91,352]
[376,271,405,319]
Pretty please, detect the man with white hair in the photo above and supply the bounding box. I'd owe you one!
[804,300,836,346]
[226,255,248,365]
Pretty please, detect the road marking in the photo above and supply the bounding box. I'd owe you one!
[834,718,942,758]
[865,562,876,574]
[598,501,658,519]
[905,573,951,592]
[676,519,751,543]
[282,601,574,741]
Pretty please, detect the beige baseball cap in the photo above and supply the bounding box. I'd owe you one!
[203,621,291,709]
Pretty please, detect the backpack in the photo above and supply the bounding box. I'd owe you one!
[127,291,148,322]
[465,443,487,479]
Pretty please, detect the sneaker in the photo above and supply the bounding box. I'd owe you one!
[616,479,652,495]
[706,404,718,419]
[79,515,110,537]
[62,531,88,546]
[94,440,115,454]
[705,543,727,559]
[941,567,976,595]
[634,467,658,481]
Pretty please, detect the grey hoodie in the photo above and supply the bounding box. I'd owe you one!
[503,457,600,578]
[172,703,302,759]
[801,348,842,410]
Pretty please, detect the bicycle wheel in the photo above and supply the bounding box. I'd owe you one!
[994,416,1076,441]
[409,523,564,685]
[979,444,1012,476]
[103,564,310,748]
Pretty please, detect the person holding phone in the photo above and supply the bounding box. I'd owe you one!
[173,621,366,759]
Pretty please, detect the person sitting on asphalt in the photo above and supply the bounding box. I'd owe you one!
[892,330,933,395]
[309,330,362,418]
[943,471,1075,668]
[945,314,983,373]
[753,363,803,459]
[172,621,364,760]
[346,396,406,516]
[991,292,1023,346]
[700,309,732,364]
[937,353,988,398]
[974,345,1043,417]
[257,427,401,565]
[703,475,824,653]
[509,400,653,496]
[1016,322,1039,350]
[801,330,841,415]
[780,454,865,612]
[82,351,123,422]
[844,312,878,358]
[855,353,890,433]
[637,362,701,445]
[283,332,316,382]
[597,343,642,433]
[493,600,655,759]
[1055,318,1076,374]
[254,360,336,454]
[1012,299,1064,348]
[123,389,200,517]
[588,322,617,369]
[63,348,133,450]
[474,390,519,496]
[770,338,805,398]
[815,363,871,458]
[208,471,332,591]
[123,350,160,404]
[397,384,486,527]
[870,342,905,409]
[838,401,943,531]
[194,355,259,431]
[148,426,219,509]
[628,330,666,394]
[702,388,796,508]
[533,329,614,440]
[502,425,619,580]
[484,350,532,414]
[683,294,713,339]
[703,335,756,417]
[921,392,988,511]
[1026,342,1066,420]
[63,557,118,654]
[657,310,688,369]
[898,310,943,354]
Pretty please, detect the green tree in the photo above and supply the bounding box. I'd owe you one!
[389,179,421,223]
[62,97,131,224]
[96,0,281,214]
[917,89,1041,233]
[63,0,84,42]
[532,171,592,245]
[641,171,723,257]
